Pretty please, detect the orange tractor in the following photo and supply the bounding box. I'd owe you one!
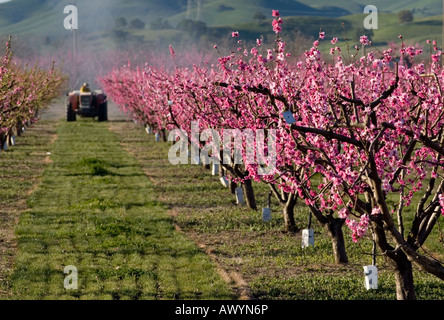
[66,90,108,122]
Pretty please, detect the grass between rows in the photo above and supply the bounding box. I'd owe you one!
[2,117,444,300]
[110,121,444,300]
[4,119,235,300]
[0,120,57,297]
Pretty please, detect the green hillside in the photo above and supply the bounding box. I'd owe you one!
[0,0,442,57]
[296,0,443,16]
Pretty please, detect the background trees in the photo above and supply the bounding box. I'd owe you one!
[398,10,414,24]
[0,37,66,152]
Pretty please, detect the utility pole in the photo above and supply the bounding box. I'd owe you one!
[186,0,192,19]
[196,0,201,21]
[72,0,77,60]
[72,27,77,59]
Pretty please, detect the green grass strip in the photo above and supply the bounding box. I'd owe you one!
[112,121,444,300]
[10,120,235,300]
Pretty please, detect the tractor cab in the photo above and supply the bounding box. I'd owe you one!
[79,92,97,117]
[80,92,93,108]
[66,89,108,122]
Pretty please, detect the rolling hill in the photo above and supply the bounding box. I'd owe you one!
[0,0,442,57]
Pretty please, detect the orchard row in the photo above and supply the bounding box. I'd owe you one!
[101,11,444,299]
[0,36,65,150]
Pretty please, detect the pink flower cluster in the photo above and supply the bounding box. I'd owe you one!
[272,10,283,34]
[0,38,65,137]
[346,215,370,243]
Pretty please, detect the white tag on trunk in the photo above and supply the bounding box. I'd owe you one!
[363,265,378,290]
[301,229,314,248]
[282,110,296,124]
[212,163,219,176]
[262,208,271,222]
[220,176,229,188]
[235,187,245,205]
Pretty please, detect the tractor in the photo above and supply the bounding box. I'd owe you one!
[66,90,108,122]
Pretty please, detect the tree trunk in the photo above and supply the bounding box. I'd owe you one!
[222,164,257,210]
[16,122,22,137]
[242,179,257,211]
[220,166,237,194]
[1,133,7,151]
[393,254,415,300]
[229,180,237,194]
[283,193,298,233]
[372,217,416,300]
[324,218,348,264]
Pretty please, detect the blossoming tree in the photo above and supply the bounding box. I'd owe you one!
[101,11,444,299]
[0,37,66,150]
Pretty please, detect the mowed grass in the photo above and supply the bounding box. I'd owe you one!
[8,120,235,300]
[111,121,444,300]
[0,120,57,297]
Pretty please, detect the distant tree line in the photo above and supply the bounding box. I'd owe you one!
[112,17,146,47]
[398,10,414,24]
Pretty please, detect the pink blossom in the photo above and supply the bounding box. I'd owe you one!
[272,19,282,34]
[272,10,280,17]
[232,31,239,38]
[359,35,369,46]
[432,51,441,63]
[346,215,369,243]
[338,207,348,219]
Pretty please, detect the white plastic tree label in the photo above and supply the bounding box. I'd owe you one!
[220,176,229,187]
[262,207,271,222]
[301,229,314,248]
[212,163,219,176]
[363,265,378,290]
[235,187,245,205]
[282,111,296,124]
